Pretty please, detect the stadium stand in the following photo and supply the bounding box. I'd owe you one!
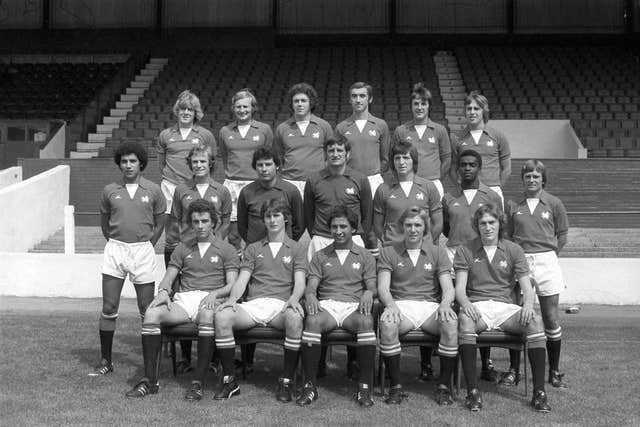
[456,46,640,158]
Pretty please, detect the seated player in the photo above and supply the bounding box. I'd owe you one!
[91,141,165,376]
[126,199,239,400]
[213,199,306,402]
[297,205,377,408]
[506,159,569,388]
[455,204,551,413]
[378,207,458,405]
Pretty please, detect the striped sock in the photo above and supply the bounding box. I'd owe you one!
[284,337,301,351]
[198,324,215,337]
[379,342,401,357]
[438,343,458,358]
[216,335,236,377]
[301,331,321,346]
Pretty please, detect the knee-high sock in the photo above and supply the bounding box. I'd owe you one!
[460,344,478,391]
[283,337,301,380]
[380,340,402,387]
[546,327,562,372]
[99,311,118,362]
[357,331,377,386]
[141,323,162,384]
[301,331,322,383]
[194,324,215,384]
[438,342,459,388]
[215,335,236,377]
[528,347,546,392]
[509,349,521,372]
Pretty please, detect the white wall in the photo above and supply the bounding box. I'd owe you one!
[0,166,22,189]
[40,122,66,159]
[492,120,587,159]
[0,165,70,252]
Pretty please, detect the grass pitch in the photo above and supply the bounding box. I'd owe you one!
[1,297,639,426]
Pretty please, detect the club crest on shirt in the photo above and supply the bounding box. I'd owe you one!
[287,133,295,137]
[115,195,122,199]
[211,196,218,204]
[397,262,405,267]
[312,132,320,139]
[345,187,355,195]
[368,130,377,137]
[345,131,352,135]
[406,136,412,141]
[186,195,193,200]
[461,142,468,146]
[192,138,200,144]
[486,140,494,147]
[499,260,508,269]
[474,258,482,263]
[516,211,524,215]
[325,262,332,267]
[210,256,219,263]
[257,253,264,258]
[424,263,433,271]
[228,135,234,140]
[416,192,424,200]
[452,202,460,207]
[541,211,550,220]
[141,196,149,203]
[282,256,291,264]
[428,137,435,143]
[186,254,193,259]
[390,194,397,199]
[352,262,361,270]
[252,135,260,142]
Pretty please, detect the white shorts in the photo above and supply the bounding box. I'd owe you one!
[307,234,365,262]
[473,300,521,331]
[367,174,384,199]
[432,179,444,200]
[395,300,439,330]
[526,251,565,296]
[102,239,156,284]
[319,300,359,328]
[238,297,286,326]
[172,290,211,322]
[488,185,504,209]
[223,179,252,222]
[283,179,306,199]
[161,179,178,214]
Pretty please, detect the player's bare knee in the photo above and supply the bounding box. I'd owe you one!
[379,319,399,343]
[303,314,324,332]
[354,314,374,332]
[198,308,215,325]
[458,313,476,334]
[143,306,163,323]
[440,320,458,342]
[284,309,303,334]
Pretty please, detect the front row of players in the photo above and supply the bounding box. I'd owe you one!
[126,199,551,413]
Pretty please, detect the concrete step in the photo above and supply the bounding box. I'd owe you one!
[121,93,141,102]
[150,58,169,65]
[76,142,105,151]
[103,116,123,125]
[435,66,458,73]
[141,68,160,76]
[439,79,464,87]
[126,87,146,95]
[88,133,107,143]
[110,108,129,117]
[96,124,117,134]
[116,100,136,109]
[443,99,465,107]
[445,107,465,115]
[135,74,155,83]
[439,73,462,79]
[146,63,165,71]
[69,151,97,159]
[131,81,150,88]
[446,115,467,124]
[448,123,467,131]
[442,93,467,101]
[440,85,466,94]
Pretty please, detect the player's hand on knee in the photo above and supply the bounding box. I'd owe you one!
[282,298,304,316]
[381,305,402,323]
[149,291,170,309]
[519,305,535,326]
[359,290,373,315]
[217,300,236,312]
[200,292,218,311]
[305,294,321,316]
[437,303,457,322]
[462,303,481,322]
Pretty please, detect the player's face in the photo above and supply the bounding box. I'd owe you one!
[263,211,286,234]
[350,88,370,114]
[255,158,277,182]
[119,153,141,181]
[477,213,500,246]
[465,100,484,128]
[178,105,195,127]
[523,170,543,196]
[292,93,311,117]
[330,216,354,247]
[393,152,413,177]
[233,96,253,124]
[190,153,211,178]
[458,155,480,182]
[190,211,214,241]
[411,98,429,122]
[326,143,348,167]
[403,215,425,247]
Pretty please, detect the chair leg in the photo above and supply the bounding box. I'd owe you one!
[171,341,177,377]
[378,351,385,395]
[524,344,528,396]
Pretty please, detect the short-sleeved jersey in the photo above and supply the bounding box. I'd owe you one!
[304,167,372,240]
[308,243,376,303]
[392,119,451,180]
[506,190,569,253]
[273,114,334,181]
[169,235,239,292]
[442,184,502,247]
[157,124,217,185]
[167,178,232,247]
[454,238,529,304]
[241,237,307,301]
[335,113,390,176]
[100,177,165,243]
[378,240,451,302]
[219,120,274,180]
[373,175,441,245]
[237,177,304,244]
[451,125,510,187]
